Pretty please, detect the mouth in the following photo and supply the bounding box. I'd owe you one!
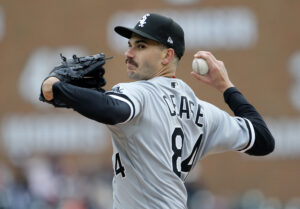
[125,59,138,70]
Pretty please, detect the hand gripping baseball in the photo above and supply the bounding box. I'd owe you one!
[191,51,234,93]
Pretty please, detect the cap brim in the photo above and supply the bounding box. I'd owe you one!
[114,26,160,43]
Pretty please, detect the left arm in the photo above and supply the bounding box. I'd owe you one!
[52,82,131,125]
[40,79,131,125]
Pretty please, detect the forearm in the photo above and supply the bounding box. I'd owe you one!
[224,87,275,155]
[52,82,131,125]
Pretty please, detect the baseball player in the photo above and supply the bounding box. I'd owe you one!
[41,13,275,209]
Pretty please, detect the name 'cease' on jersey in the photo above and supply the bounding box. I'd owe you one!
[162,94,204,127]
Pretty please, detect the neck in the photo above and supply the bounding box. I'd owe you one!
[151,65,176,78]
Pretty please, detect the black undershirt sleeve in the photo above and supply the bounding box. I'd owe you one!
[52,82,131,125]
[224,87,275,156]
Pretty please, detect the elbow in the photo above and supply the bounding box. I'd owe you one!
[93,111,129,125]
[268,135,275,154]
[246,133,275,156]
[261,135,275,155]
[102,117,120,125]
[91,114,119,125]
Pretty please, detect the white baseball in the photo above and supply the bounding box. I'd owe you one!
[192,58,209,75]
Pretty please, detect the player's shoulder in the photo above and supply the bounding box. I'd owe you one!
[149,77,191,89]
[108,80,150,96]
[111,77,176,91]
[116,80,149,88]
[109,77,192,95]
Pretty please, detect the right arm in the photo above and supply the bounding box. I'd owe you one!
[191,51,274,156]
[223,87,275,155]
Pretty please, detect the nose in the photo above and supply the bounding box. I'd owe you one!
[125,47,134,58]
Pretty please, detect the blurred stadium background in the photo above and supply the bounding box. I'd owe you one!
[0,0,300,208]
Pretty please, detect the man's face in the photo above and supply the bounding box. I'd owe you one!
[125,34,166,80]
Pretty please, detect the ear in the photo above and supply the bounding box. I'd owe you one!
[162,48,175,65]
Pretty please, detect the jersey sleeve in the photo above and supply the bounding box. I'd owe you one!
[201,101,255,156]
[105,82,144,123]
[201,87,274,157]
[224,87,275,156]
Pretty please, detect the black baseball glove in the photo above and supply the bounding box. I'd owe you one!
[39,52,111,107]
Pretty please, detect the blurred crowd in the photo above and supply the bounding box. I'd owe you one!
[0,156,113,209]
[0,156,299,209]
[186,183,300,209]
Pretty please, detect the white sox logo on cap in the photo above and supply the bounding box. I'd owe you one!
[138,13,150,27]
[114,13,185,59]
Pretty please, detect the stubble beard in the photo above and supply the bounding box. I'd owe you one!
[127,62,155,81]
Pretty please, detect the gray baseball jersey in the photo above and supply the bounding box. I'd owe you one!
[106,77,255,209]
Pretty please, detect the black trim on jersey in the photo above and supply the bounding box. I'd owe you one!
[237,118,253,152]
[224,87,275,156]
[245,119,252,143]
[105,91,136,121]
[51,82,131,125]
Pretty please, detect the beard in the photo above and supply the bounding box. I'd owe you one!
[125,58,158,80]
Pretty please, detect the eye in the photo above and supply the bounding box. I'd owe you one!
[137,44,146,49]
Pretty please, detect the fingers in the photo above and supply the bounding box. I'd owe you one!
[194,51,217,63]
[191,51,234,93]
[193,51,222,73]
